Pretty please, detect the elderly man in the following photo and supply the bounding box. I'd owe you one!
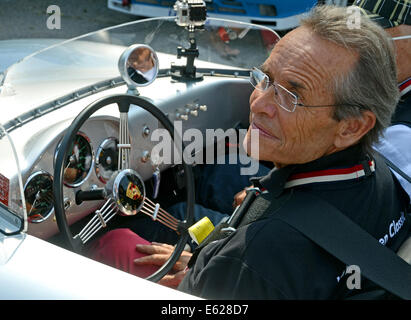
[89,5,410,299]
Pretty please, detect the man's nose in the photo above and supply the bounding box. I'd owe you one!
[249,87,277,118]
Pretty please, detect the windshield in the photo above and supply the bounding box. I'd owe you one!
[0,123,26,235]
[0,17,279,126]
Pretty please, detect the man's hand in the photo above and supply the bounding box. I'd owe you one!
[134,242,192,288]
[232,185,254,208]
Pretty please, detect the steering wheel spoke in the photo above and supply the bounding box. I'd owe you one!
[76,198,118,245]
[118,112,131,171]
[140,197,181,232]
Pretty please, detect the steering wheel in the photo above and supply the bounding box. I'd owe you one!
[53,94,195,282]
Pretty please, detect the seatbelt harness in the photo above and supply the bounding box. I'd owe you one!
[187,187,263,268]
[276,191,411,300]
[187,160,375,268]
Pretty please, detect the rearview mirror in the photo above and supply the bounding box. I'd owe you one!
[118,44,159,89]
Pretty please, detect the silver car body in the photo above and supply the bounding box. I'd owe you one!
[0,16,278,299]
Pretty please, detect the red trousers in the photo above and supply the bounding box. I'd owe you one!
[87,228,159,278]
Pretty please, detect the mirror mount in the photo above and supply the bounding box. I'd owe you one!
[170,31,203,82]
[171,0,207,82]
[126,86,140,96]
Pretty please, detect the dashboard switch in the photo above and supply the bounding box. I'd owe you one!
[142,126,150,137]
[176,112,188,121]
[141,150,151,163]
[199,104,207,112]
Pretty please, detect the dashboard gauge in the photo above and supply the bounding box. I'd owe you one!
[62,132,93,187]
[95,137,119,184]
[24,171,54,223]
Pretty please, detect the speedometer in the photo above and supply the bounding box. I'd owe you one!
[24,171,54,223]
[95,137,119,184]
[62,132,94,187]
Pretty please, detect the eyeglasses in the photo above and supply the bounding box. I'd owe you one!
[249,67,361,113]
[392,35,411,41]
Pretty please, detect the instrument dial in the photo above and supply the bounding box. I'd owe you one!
[61,132,93,187]
[95,137,119,184]
[24,171,54,223]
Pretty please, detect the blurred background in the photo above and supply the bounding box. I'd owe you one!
[0,0,138,40]
[0,0,351,72]
[0,0,351,40]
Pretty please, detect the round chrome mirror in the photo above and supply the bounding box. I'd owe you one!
[118,44,159,88]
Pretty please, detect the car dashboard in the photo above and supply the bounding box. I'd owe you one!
[14,75,252,241]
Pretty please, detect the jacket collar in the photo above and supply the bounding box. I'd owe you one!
[251,144,373,197]
[399,77,411,97]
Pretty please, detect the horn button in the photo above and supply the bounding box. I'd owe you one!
[113,169,146,216]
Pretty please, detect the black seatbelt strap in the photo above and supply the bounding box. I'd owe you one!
[276,190,411,300]
[227,188,261,227]
[187,188,261,268]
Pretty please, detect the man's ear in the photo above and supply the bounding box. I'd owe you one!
[334,111,376,149]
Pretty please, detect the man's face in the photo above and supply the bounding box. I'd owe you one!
[243,26,359,168]
[128,48,154,73]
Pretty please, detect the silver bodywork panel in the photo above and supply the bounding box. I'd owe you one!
[0,233,197,299]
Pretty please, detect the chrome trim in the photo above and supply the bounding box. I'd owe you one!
[0,77,125,139]
[0,69,248,139]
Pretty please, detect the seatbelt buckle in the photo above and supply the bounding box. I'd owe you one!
[245,186,266,195]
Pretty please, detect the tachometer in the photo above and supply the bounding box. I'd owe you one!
[62,132,93,187]
[24,171,54,223]
[95,137,119,184]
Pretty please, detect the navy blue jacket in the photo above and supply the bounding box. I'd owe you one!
[178,144,411,299]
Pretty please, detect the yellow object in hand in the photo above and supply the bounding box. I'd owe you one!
[188,216,215,245]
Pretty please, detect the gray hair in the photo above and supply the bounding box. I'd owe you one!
[300,5,399,152]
